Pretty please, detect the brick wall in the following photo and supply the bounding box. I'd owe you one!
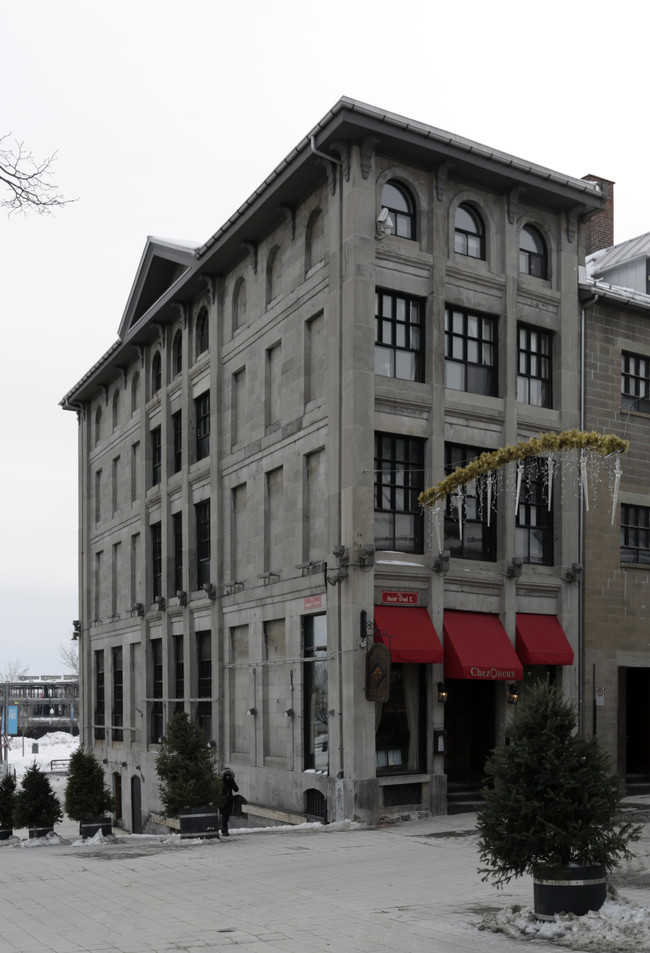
[582,175,615,255]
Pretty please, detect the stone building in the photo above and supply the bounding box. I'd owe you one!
[61,99,605,831]
[580,215,650,792]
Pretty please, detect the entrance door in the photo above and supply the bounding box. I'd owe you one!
[131,775,142,834]
[624,667,650,775]
[113,772,122,823]
[444,680,496,784]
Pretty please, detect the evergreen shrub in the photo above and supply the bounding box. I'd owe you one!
[156,712,222,817]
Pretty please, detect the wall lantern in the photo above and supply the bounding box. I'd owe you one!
[507,682,520,705]
[437,682,448,704]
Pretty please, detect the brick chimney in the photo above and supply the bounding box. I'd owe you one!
[582,175,615,255]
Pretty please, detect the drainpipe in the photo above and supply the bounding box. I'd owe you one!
[579,294,599,735]
[310,136,346,782]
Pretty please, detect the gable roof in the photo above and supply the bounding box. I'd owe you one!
[587,231,650,279]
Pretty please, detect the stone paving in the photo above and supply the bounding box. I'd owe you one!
[2,803,649,953]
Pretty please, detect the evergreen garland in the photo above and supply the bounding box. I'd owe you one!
[64,747,114,821]
[156,712,222,817]
[477,680,641,887]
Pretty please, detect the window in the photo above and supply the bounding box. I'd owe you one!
[195,501,211,588]
[172,330,182,377]
[621,352,650,413]
[375,664,425,774]
[173,512,183,593]
[151,351,162,395]
[131,372,140,415]
[445,306,497,396]
[151,426,162,486]
[151,521,162,601]
[303,614,328,772]
[266,246,281,305]
[380,180,416,239]
[172,410,182,473]
[520,225,548,279]
[94,650,105,742]
[515,458,553,565]
[374,433,425,553]
[112,390,120,430]
[265,344,281,428]
[112,647,123,743]
[444,444,496,560]
[195,306,209,358]
[454,204,485,259]
[195,391,210,460]
[517,324,552,407]
[621,504,650,564]
[151,638,163,743]
[94,406,102,447]
[173,635,184,716]
[196,631,212,739]
[232,277,246,332]
[375,289,424,382]
[305,208,325,272]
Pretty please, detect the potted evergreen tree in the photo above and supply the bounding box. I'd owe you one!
[13,764,63,838]
[64,747,115,838]
[477,680,641,918]
[156,712,222,839]
[0,772,17,840]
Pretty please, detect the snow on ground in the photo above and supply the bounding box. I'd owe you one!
[4,733,650,950]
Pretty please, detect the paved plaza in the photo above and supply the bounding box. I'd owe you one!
[2,802,650,953]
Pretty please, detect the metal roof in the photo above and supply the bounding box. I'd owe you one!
[587,231,650,277]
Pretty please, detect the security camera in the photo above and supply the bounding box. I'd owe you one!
[376,206,395,238]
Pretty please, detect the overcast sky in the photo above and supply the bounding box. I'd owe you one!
[1,0,647,674]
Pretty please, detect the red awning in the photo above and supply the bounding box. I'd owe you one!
[373,606,443,664]
[516,614,574,666]
[443,611,523,680]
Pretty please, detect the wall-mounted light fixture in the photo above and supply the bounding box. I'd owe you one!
[202,583,217,600]
[131,603,145,617]
[507,683,520,705]
[71,620,80,641]
[433,550,451,575]
[283,708,294,718]
[246,707,257,717]
[376,206,395,239]
[176,590,188,606]
[507,556,523,578]
[565,562,582,584]
[153,596,166,611]
[359,543,375,567]
[437,682,448,704]
[120,761,127,768]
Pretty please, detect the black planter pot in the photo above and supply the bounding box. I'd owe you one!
[533,864,607,919]
[80,817,112,838]
[28,826,54,839]
[0,826,13,840]
[178,805,219,840]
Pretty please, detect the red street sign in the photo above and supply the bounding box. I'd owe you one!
[380,591,418,605]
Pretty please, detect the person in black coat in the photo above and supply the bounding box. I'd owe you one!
[220,768,239,836]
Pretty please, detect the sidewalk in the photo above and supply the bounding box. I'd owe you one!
[2,801,650,953]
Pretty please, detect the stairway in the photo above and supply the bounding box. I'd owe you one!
[625,774,650,796]
[446,782,485,815]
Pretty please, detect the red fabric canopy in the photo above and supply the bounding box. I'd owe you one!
[443,611,523,680]
[373,606,443,664]
[516,614,574,666]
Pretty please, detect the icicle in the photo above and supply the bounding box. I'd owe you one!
[547,456,554,512]
[581,452,589,512]
[515,462,523,516]
[454,489,463,542]
[434,502,443,552]
[611,456,622,525]
[486,470,494,527]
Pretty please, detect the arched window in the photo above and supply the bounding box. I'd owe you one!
[305,208,325,273]
[380,180,416,239]
[94,406,102,447]
[131,371,140,415]
[151,351,161,395]
[112,390,120,431]
[454,204,485,259]
[266,246,281,306]
[172,330,182,378]
[195,307,209,358]
[233,277,247,332]
[520,225,548,279]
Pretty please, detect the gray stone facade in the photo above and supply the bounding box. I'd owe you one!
[62,99,605,830]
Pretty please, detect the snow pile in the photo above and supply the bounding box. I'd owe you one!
[479,898,650,951]
[5,730,78,780]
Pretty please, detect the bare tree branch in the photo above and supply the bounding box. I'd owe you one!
[57,641,79,675]
[0,134,76,215]
[0,660,29,683]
